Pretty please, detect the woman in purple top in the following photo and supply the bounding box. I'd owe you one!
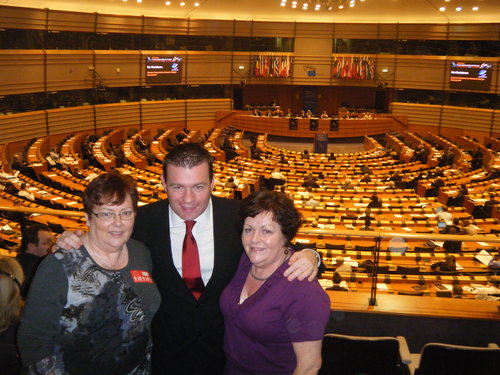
[220,191,330,375]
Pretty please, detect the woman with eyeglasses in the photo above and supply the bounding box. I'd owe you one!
[0,256,24,375]
[18,171,160,374]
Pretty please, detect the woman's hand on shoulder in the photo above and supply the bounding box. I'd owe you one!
[54,229,84,251]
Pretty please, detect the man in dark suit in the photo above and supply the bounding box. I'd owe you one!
[56,143,318,375]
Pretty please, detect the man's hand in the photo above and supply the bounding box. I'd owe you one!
[284,249,318,282]
[55,229,85,250]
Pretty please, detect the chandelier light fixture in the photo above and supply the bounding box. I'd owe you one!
[279,0,367,11]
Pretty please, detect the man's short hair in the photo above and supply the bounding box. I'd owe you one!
[162,143,214,181]
[20,224,51,254]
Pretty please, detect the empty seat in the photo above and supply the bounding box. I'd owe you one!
[414,342,500,375]
[319,333,411,375]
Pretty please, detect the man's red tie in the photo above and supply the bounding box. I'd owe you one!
[182,220,204,299]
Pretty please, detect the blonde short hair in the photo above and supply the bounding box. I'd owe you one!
[0,256,24,332]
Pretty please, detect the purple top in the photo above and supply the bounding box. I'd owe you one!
[220,253,330,375]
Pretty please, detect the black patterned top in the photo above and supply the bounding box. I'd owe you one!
[18,239,160,375]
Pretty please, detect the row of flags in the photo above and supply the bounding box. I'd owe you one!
[253,55,292,78]
[251,55,375,80]
[332,56,375,80]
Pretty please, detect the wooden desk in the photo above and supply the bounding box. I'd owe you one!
[232,115,398,138]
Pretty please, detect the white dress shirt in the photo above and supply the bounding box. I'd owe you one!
[169,199,215,285]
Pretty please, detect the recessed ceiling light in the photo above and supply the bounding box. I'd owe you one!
[439,7,445,11]
[472,6,479,11]
[281,2,286,6]
[194,2,200,6]
[382,68,389,73]
[456,6,462,11]
[339,5,344,9]
[165,1,171,5]
[136,0,142,3]
[180,2,186,6]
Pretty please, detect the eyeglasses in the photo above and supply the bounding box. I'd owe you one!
[0,270,22,290]
[92,210,135,221]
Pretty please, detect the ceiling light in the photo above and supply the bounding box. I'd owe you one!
[194,2,200,6]
[165,1,171,5]
[180,2,186,6]
[382,68,389,73]
[472,6,479,11]
[439,7,445,11]
[339,5,344,9]
[122,0,127,2]
[136,0,142,3]
[456,6,462,11]
[281,2,286,6]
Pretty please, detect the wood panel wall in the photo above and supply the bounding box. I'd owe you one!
[0,99,231,143]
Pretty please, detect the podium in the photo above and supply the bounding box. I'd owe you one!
[314,132,328,154]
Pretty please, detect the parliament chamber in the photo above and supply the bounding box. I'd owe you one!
[0,1,499,372]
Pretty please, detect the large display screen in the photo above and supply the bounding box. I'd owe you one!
[449,61,492,91]
[145,56,183,84]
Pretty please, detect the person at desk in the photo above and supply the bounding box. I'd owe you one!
[359,208,375,221]
[17,182,35,202]
[474,277,500,301]
[367,193,382,208]
[16,224,53,298]
[320,110,329,119]
[224,177,238,190]
[436,206,453,224]
[299,110,307,118]
[461,219,477,235]
[359,218,375,231]
[334,256,352,273]
[326,272,348,292]
[306,109,313,118]
[442,227,462,253]
[488,253,500,275]
[285,108,293,117]
[430,254,457,272]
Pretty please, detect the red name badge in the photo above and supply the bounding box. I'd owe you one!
[130,270,154,284]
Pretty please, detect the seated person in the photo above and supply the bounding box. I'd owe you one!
[488,254,500,275]
[431,254,457,272]
[359,218,375,231]
[436,206,453,224]
[358,208,375,221]
[224,177,238,190]
[367,193,382,208]
[334,256,352,273]
[320,110,329,119]
[326,272,348,292]
[461,219,477,235]
[442,227,462,253]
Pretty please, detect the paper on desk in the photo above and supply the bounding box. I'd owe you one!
[1,224,12,231]
[401,227,412,232]
[474,249,493,266]
[477,242,490,247]
[432,241,444,247]
[339,281,349,289]
[295,238,310,243]
[377,283,389,290]
[394,214,403,218]
[456,262,464,271]
[319,279,333,288]
[424,214,436,218]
